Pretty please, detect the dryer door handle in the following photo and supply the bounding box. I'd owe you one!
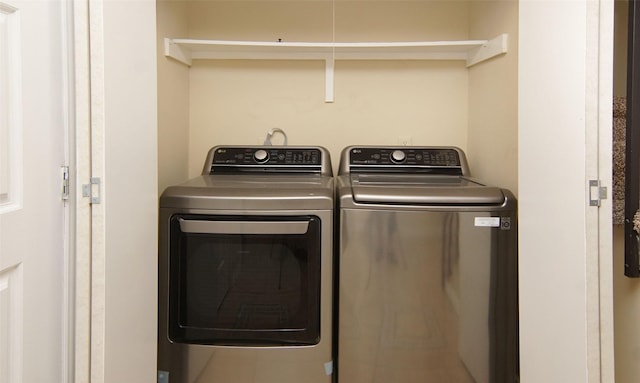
[178,218,310,235]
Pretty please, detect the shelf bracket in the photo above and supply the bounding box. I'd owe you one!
[325,57,334,103]
[164,38,192,66]
[466,33,508,67]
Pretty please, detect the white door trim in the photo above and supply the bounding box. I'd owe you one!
[585,0,615,381]
[87,1,106,381]
[72,0,92,382]
[61,0,77,381]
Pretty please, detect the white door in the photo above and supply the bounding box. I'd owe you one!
[0,0,71,382]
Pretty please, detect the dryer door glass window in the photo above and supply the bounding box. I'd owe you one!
[168,215,321,346]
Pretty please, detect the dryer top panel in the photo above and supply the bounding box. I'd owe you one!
[204,146,333,176]
[161,174,334,211]
[163,146,334,211]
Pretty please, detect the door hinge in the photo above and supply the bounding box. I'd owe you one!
[589,179,607,206]
[82,177,101,204]
[61,166,70,200]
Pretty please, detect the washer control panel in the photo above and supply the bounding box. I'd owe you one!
[342,146,468,176]
[349,147,460,166]
[208,146,327,174]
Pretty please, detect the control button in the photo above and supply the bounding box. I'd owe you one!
[254,149,269,163]
[390,150,406,163]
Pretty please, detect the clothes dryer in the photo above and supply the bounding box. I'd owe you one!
[158,146,335,383]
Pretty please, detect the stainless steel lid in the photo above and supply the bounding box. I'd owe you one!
[350,174,505,205]
[338,146,508,207]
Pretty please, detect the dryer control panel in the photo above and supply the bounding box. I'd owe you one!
[205,146,332,175]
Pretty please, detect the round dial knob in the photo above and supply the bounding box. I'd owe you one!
[254,149,269,163]
[390,150,406,163]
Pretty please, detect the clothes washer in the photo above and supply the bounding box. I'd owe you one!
[158,146,335,383]
[336,146,518,383]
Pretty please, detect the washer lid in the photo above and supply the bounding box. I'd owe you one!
[350,174,506,205]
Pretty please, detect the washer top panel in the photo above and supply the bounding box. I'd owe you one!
[338,146,470,176]
[337,146,508,207]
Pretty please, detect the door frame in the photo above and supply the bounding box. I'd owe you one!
[71,1,159,382]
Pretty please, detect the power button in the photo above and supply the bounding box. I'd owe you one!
[254,149,269,163]
[391,150,406,163]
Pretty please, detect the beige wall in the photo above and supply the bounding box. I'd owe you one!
[188,59,470,176]
[467,0,518,195]
[186,1,470,42]
[157,0,190,192]
[614,0,628,98]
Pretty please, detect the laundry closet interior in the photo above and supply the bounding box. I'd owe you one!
[155,0,520,381]
[156,0,518,195]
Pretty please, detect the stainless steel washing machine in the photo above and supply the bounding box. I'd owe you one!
[336,146,518,383]
[158,146,335,383]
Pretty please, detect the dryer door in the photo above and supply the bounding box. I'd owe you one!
[167,214,321,346]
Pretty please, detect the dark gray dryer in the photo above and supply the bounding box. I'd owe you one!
[158,146,335,383]
[336,146,518,383]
